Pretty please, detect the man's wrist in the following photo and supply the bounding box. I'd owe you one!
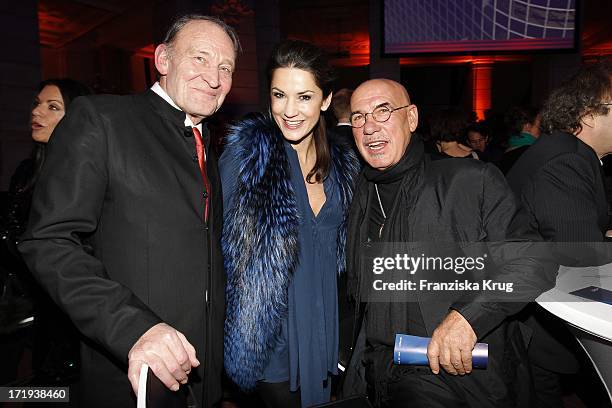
[121,317,164,362]
[449,303,500,340]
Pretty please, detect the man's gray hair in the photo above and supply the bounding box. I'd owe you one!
[162,14,242,57]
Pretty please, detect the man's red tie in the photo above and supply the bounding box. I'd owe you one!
[192,127,210,222]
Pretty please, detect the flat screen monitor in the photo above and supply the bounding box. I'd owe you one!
[383,0,579,55]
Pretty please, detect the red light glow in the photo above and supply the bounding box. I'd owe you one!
[472,63,492,121]
[135,44,155,59]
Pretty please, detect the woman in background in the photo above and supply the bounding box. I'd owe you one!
[466,121,503,165]
[429,108,478,159]
[9,79,92,225]
[1,78,91,385]
[221,40,359,408]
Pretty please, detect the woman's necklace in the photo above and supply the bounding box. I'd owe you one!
[374,183,386,238]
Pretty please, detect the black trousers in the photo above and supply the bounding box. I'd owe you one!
[529,364,563,408]
[385,373,467,408]
[257,381,301,408]
[367,367,512,408]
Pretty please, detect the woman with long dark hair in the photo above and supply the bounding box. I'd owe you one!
[9,79,92,223]
[221,40,360,407]
[1,78,91,384]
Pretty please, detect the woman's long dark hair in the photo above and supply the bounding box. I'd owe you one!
[267,39,336,184]
[19,78,92,194]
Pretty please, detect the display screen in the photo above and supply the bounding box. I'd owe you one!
[383,0,578,55]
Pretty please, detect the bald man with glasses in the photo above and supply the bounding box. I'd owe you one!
[342,79,557,407]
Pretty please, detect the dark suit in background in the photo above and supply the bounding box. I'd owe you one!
[332,124,363,167]
[506,130,611,407]
[507,131,609,251]
[18,90,226,407]
[333,124,352,140]
[499,145,530,175]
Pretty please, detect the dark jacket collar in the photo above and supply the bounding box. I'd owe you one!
[570,131,601,163]
[143,88,185,127]
[142,88,211,147]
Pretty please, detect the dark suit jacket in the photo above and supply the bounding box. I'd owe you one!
[345,144,558,405]
[19,90,225,407]
[507,131,609,265]
[331,124,363,168]
[506,131,610,372]
[333,124,354,145]
[499,145,530,175]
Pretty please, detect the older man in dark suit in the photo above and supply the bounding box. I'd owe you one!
[343,78,557,407]
[506,58,612,408]
[18,14,240,407]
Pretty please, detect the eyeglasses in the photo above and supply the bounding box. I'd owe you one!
[350,104,411,128]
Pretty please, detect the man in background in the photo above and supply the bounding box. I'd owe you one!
[499,106,541,174]
[331,88,361,159]
[507,58,612,407]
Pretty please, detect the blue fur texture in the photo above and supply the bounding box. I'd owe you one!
[222,113,359,390]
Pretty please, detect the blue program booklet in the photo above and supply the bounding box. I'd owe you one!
[394,334,488,369]
[569,286,612,305]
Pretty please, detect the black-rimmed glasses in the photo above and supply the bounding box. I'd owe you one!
[350,104,411,128]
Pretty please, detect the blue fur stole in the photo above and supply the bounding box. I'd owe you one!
[222,113,359,390]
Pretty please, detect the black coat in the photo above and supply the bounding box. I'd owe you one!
[18,90,225,407]
[345,150,558,406]
[506,131,610,373]
[330,125,363,167]
[332,125,356,149]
